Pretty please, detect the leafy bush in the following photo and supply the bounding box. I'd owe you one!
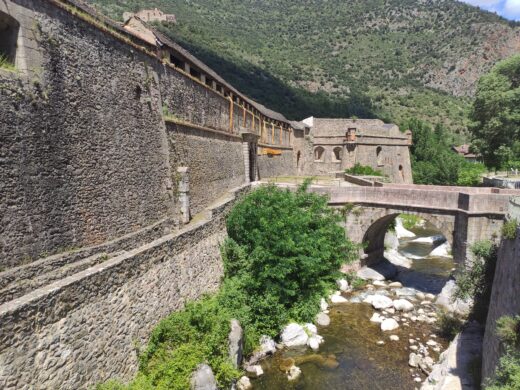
[437,310,464,340]
[98,183,357,389]
[454,240,497,322]
[399,214,422,230]
[485,315,520,390]
[502,219,519,240]
[345,163,383,177]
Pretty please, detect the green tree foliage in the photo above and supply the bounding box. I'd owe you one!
[406,118,486,185]
[470,55,520,169]
[97,183,357,389]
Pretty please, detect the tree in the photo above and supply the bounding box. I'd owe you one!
[469,55,520,169]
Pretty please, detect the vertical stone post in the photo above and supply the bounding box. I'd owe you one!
[177,167,190,224]
[241,131,260,184]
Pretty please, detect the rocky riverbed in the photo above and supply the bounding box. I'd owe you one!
[247,218,461,390]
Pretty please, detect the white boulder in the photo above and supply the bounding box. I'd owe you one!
[393,299,414,312]
[320,298,329,311]
[308,335,323,350]
[236,376,252,390]
[430,242,451,258]
[303,323,318,336]
[369,295,394,310]
[370,313,384,323]
[316,312,331,326]
[259,335,276,355]
[395,218,416,238]
[287,365,301,381]
[389,335,400,341]
[281,323,308,347]
[330,294,348,303]
[381,318,399,331]
[337,279,350,291]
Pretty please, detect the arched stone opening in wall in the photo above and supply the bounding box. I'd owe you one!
[0,10,19,65]
[333,146,343,162]
[376,146,383,166]
[314,146,324,162]
[296,150,301,168]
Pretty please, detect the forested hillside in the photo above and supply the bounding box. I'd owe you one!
[88,0,519,136]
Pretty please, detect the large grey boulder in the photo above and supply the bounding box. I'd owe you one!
[190,364,217,390]
[357,259,397,281]
[281,323,308,347]
[228,319,243,368]
[435,280,472,316]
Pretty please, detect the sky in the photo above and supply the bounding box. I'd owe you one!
[460,0,520,20]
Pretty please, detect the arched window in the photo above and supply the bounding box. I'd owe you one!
[333,147,343,161]
[314,146,325,161]
[399,165,404,180]
[296,151,301,168]
[0,11,20,66]
[376,146,383,166]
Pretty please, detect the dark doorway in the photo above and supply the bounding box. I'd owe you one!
[0,11,19,64]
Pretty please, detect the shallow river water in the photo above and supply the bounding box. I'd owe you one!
[252,222,453,390]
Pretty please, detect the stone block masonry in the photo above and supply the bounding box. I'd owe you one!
[0,184,250,390]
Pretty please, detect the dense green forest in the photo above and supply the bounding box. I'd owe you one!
[88,0,518,138]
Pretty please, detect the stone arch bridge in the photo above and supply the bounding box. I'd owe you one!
[308,184,517,266]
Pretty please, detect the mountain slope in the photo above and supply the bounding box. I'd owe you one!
[88,0,520,135]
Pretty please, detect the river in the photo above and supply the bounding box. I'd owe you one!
[252,219,453,389]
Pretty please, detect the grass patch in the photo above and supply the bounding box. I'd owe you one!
[436,310,464,340]
[0,54,15,72]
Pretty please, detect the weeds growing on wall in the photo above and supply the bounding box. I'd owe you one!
[0,54,15,72]
[345,163,383,177]
[485,315,520,389]
[437,310,464,341]
[502,219,519,240]
[454,240,497,322]
[97,182,357,389]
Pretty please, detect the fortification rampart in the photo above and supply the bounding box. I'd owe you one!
[0,0,292,269]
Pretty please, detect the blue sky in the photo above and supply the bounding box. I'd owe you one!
[460,0,520,20]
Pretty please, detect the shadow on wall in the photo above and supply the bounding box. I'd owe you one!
[159,27,377,121]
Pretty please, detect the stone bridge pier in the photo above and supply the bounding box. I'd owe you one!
[307,185,514,267]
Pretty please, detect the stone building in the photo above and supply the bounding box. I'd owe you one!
[294,117,413,183]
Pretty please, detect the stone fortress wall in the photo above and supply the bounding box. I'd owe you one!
[0,1,412,388]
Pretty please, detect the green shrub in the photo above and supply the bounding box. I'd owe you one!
[436,310,463,340]
[454,240,497,322]
[485,315,520,390]
[345,163,383,177]
[502,219,519,240]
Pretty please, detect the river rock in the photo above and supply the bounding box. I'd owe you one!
[435,280,472,316]
[304,323,318,335]
[429,242,451,258]
[357,259,397,281]
[416,292,426,300]
[369,295,394,309]
[228,320,243,368]
[320,298,329,311]
[308,335,323,350]
[385,249,413,268]
[370,313,384,323]
[388,281,403,288]
[281,323,308,347]
[373,280,387,287]
[390,335,400,341]
[408,353,422,368]
[426,340,437,346]
[287,365,302,381]
[245,365,264,377]
[259,335,276,355]
[425,293,436,301]
[337,279,350,291]
[190,364,218,390]
[330,293,348,303]
[236,376,252,390]
[395,218,416,238]
[316,312,331,326]
[393,299,414,312]
[381,318,399,331]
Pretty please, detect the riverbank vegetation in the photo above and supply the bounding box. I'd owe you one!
[97,183,357,389]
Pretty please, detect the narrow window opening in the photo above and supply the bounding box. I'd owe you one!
[333,147,343,161]
[314,146,325,161]
[376,146,383,166]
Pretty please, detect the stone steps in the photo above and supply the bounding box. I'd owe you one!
[0,251,120,305]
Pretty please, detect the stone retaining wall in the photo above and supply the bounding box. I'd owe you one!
[0,185,249,390]
[257,149,295,179]
[482,226,520,383]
